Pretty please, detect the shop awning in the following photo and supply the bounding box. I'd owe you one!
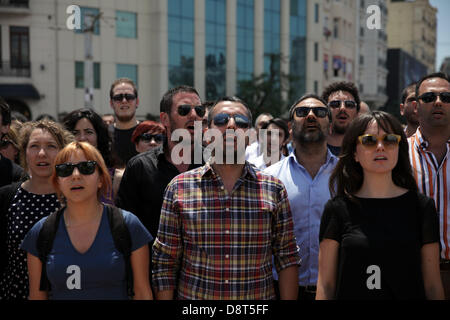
[0,84,40,100]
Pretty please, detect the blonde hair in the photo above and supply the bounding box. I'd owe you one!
[51,141,112,203]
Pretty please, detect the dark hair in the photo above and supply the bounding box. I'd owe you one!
[401,82,416,104]
[131,120,166,143]
[0,97,11,126]
[63,108,114,167]
[289,93,330,121]
[321,81,361,112]
[109,78,138,99]
[329,111,418,198]
[207,96,253,127]
[261,118,289,142]
[416,72,450,97]
[160,85,200,114]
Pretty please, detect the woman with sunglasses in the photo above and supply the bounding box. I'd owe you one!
[131,120,166,154]
[316,111,444,300]
[63,108,122,204]
[21,141,153,300]
[0,119,72,299]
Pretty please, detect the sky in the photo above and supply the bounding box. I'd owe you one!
[429,0,450,71]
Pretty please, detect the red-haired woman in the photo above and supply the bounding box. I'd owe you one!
[21,142,153,300]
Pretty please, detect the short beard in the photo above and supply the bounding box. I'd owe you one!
[293,121,326,145]
[116,113,135,123]
[332,122,347,135]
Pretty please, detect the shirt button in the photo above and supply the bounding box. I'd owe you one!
[225,230,230,234]
[220,186,224,190]
[225,254,229,259]
[225,208,229,212]
[225,280,229,284]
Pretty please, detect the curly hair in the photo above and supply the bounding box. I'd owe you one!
[321,81,361,112]
[63,108,114,168]
[19,119,74,172]
[329,111,418,198]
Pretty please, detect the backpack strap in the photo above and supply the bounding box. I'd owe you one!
[37,207,65,291]
[105,204,134,297]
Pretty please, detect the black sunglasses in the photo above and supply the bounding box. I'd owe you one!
[418,92,450,104]
[328,100,357,109]
[139,133,164,143]
[55,161,97,177]
[112,93,136,102]
[213,113,250,129]
[0,139,12,150]
[295,106,329,118]
[177,104,206,117]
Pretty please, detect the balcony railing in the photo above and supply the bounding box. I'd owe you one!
[0,61,31,77]
[0,0,28,7]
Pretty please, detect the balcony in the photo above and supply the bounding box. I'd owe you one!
[0,61,31,77]
[0,0,30,14]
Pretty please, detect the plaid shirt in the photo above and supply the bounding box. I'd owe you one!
[152,161,300,300]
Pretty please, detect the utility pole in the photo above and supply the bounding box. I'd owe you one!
[82,12,102,109]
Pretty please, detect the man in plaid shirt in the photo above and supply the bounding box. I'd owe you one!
[152,96,300,300]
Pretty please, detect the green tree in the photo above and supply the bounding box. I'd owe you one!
[237,53,299,120]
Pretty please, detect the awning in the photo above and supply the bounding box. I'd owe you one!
[0,84,40,100]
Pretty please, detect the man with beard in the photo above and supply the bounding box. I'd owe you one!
[116,85,206,239]
[408,72,450,298]
[265,94,338,300]
[152,96,300,300]
[322,81,361,156]
[400,82,419,138]
[109,78,140,166]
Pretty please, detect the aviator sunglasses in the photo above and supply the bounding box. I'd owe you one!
[357,134,401,148]
[112,93,136,102]
[328,100,357,109]
[55,161,97,177]
[177,104,206,117]
[295,106,329,118]
[418,92,450,104]
[139,133,164,143]
[213,113,250,129]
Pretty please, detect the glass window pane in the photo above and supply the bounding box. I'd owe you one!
[75,61,84,88]
[94,62,101,89]
[116,64,138,86]
[116,11,137,38]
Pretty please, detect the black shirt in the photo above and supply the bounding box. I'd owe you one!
[113,125,138,166]
[0,156,24,188]
[319,191,439,300]
[327,144,341,157]
[115,146,203,238]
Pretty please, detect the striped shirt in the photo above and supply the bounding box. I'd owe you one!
[408,128,450,258]
[152,161,300,300]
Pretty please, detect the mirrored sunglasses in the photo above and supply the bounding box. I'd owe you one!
[357,134,401,148]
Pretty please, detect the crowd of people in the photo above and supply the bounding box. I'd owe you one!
[0,71,448,300]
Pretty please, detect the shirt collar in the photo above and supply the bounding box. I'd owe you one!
[413,127,450,150]
[288,148,338,167]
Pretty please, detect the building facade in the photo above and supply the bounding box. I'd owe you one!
[1,0,363,120]
[386,0,437,74]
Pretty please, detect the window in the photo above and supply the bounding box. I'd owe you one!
[264,0,280,74]
[290,0,307,101]
[116,64,138,86]
[333,18,339,39]
[237,0,254,84]
[168,0,194,88]
[314,3,319,23]
[205,0,226,100]
[75,7,100,35]
[314,42,318,62]
[75,61,101,89]
[10,26,29,68]
[116,11,137,38]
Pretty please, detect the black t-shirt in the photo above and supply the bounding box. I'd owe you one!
[319,191,439,300]
[0,156,24,188]
[115,146,202,238]
[112,125,138,166]
[327,144,341,157]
